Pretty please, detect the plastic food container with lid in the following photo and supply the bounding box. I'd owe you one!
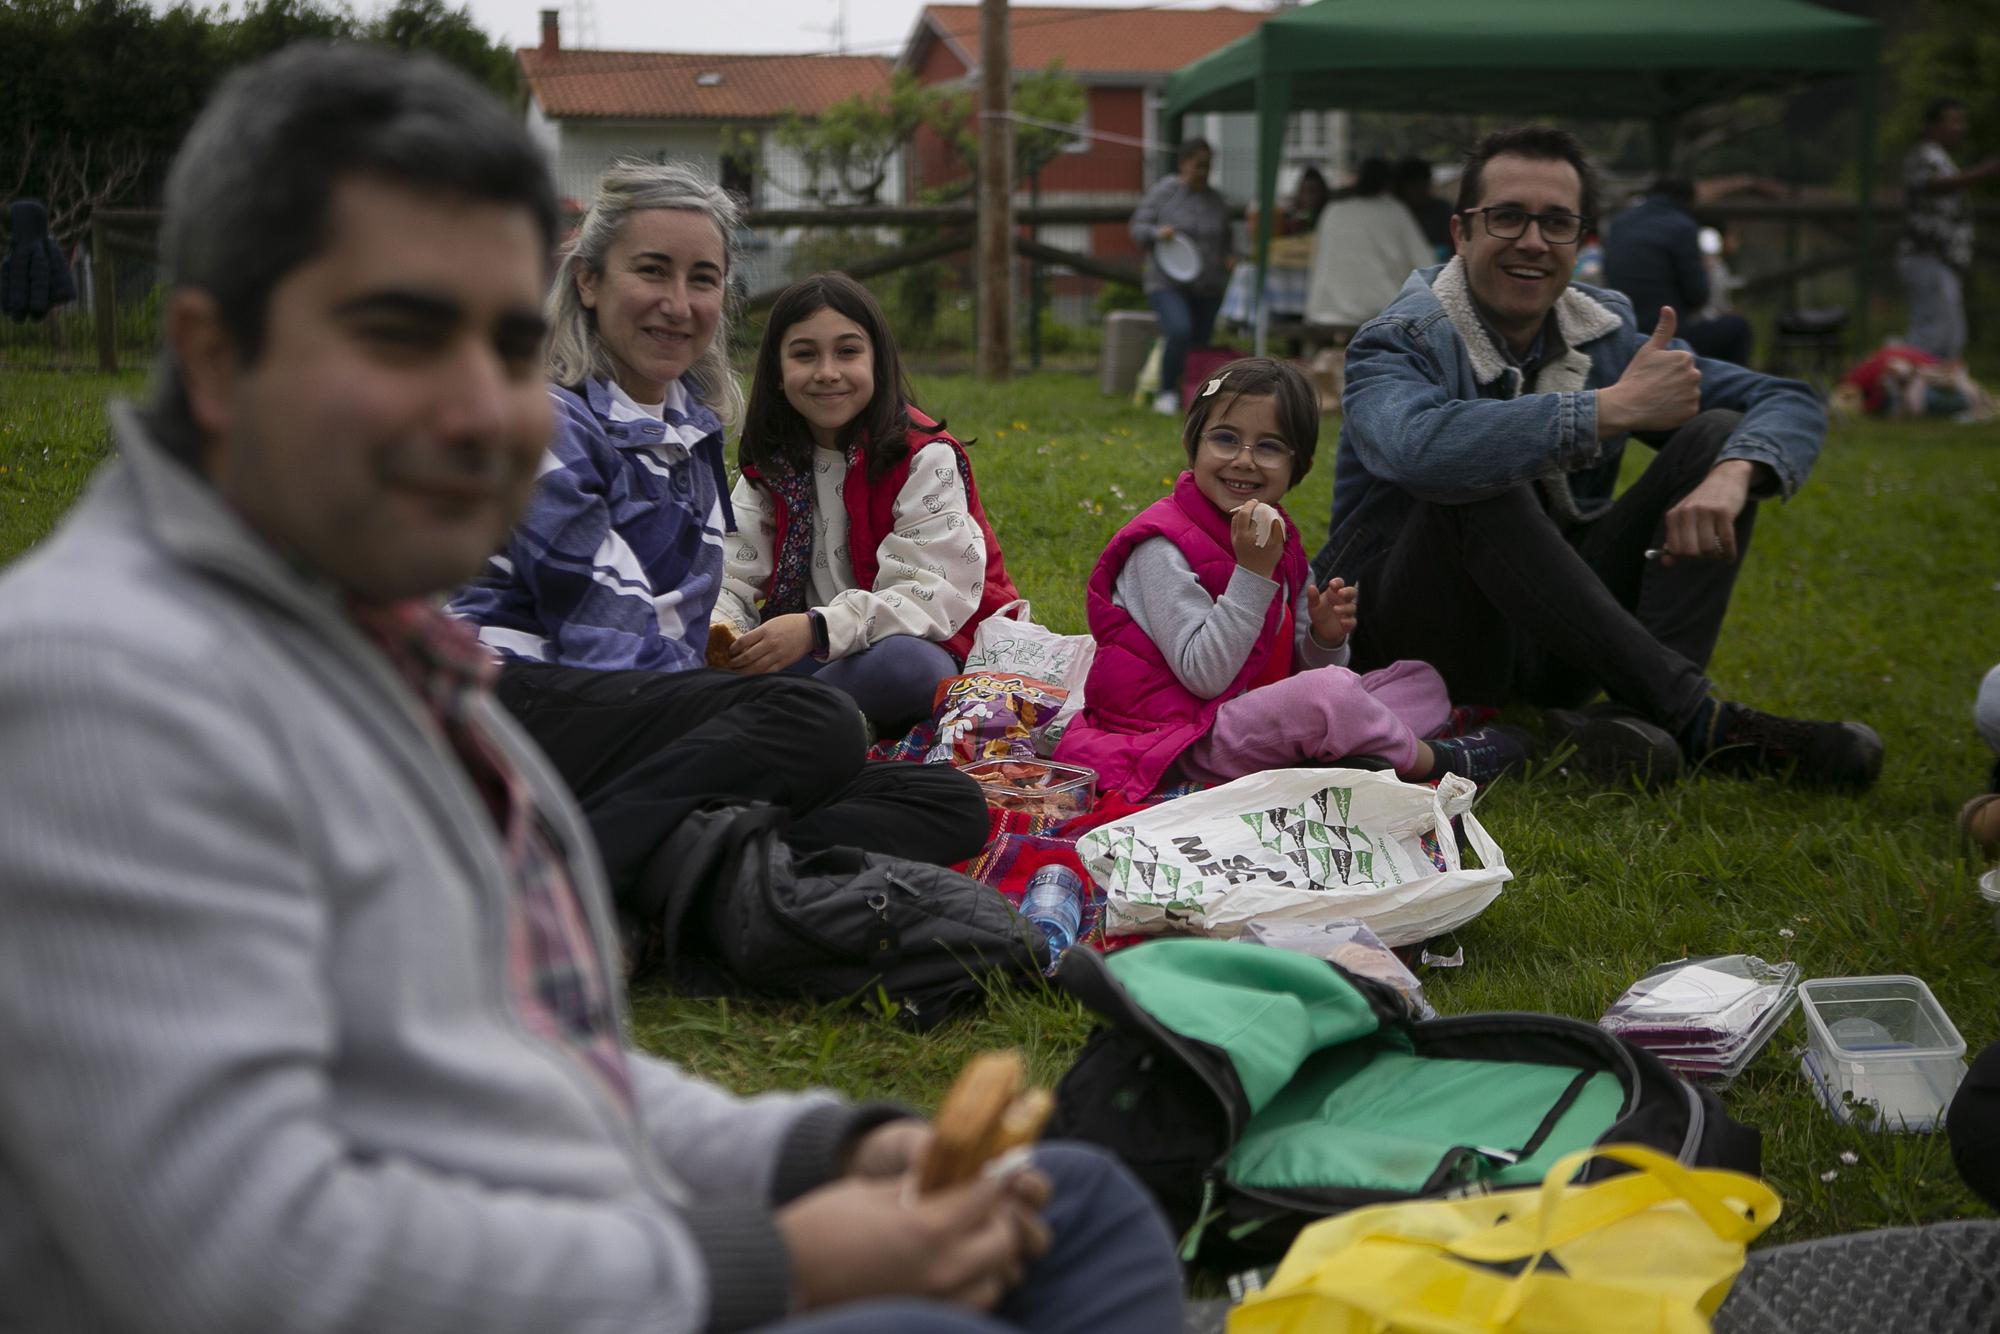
[1797,975,1966,1131]
[959,758,1097,820]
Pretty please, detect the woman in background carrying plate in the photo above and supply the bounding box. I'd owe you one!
[1130,137,1235,415]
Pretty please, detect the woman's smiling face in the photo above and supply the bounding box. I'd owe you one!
[575,207,725,402]
[779,306,876,449]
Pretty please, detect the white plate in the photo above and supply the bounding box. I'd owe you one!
[1155,232,1202,283]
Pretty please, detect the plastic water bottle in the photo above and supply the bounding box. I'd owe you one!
[1022,864,1084,969]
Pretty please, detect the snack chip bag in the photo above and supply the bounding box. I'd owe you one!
[925,672,1067,766]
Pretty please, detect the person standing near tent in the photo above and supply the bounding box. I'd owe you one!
[1313,125,1882,791]
[1602,179,1753,367]
[1304,157,1437,331]
[1898,97,1999,364]
[1130,138,1234,415]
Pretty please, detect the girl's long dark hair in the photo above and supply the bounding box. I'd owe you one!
[740,272,933,480]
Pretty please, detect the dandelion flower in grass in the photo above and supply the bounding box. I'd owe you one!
[1012,421,1028,431]
[1779,928,1795,939]
[1840,1151,1858,1165]
[1820,1169,1839,1183]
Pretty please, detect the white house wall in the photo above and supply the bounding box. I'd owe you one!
[544,121,726,204]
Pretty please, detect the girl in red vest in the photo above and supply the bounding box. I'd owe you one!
[714,273,1019,727]
[1055,358,1533,801]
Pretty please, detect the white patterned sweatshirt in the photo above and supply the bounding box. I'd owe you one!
[713,441,987,660]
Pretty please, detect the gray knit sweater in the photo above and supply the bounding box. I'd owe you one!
[0,405,871,1334]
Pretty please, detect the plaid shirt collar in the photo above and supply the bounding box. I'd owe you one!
[346,597,634,1109]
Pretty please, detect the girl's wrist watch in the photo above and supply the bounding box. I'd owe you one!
[807,609,831,662]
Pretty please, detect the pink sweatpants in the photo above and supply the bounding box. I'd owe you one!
[1176,659,1451,784]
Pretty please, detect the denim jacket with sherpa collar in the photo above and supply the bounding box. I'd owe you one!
[1312,257,1824,585]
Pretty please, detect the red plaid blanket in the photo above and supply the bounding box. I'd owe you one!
[868,722,1197,953]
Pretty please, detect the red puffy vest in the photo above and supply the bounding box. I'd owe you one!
[741,408,1019,663]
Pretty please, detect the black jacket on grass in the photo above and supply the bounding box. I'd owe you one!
[1,200,77,323]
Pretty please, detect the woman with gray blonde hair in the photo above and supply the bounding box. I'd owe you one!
[543,159,744,424]
[450,158,991,914]
[454,156,742,672]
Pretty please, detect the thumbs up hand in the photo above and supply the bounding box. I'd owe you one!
[1597,306,1702,439]
[1647,304,1679,350]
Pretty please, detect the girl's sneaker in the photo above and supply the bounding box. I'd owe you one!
[1426,724,1536,787]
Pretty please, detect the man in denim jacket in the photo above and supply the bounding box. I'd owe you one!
[1313,126,1880,789]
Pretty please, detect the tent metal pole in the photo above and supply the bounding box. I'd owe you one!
[1852,68,1878,351]
[1252,62,1289,358]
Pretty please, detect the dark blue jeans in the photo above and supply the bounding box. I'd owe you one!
[763,1144,1186,1334]
[783,633,960,730]
[1148,287,1223,399]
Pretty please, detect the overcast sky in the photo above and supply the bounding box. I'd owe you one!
[469,0,1274,57]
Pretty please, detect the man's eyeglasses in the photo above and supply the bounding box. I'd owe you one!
[1459,206,1592,246]
[1198,430,1293,471]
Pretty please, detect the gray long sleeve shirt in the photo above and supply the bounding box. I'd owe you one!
[1130,176,1234,296]
[1112,536,1350,698]
[0,405,890,1334]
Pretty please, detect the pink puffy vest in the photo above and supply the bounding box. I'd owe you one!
[1054,472,1308,800]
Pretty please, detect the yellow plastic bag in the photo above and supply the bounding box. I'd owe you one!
[1228,1144,1780,1334]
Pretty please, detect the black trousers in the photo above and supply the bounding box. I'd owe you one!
[1949,1041,2000,1210]
[1330,410,1757,731]
[496,664,990,908]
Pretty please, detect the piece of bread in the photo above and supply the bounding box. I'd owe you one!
[917,1051,1053,1193]
[705,622,738,669]
[1232,500,1283,548]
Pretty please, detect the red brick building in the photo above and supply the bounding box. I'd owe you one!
[899,4,1264,268]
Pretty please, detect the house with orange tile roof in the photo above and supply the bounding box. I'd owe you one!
[518,10,896,208]
[899,5,1338,291]
[901,3,1262,195]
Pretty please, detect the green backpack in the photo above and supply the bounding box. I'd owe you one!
[1047,938,1760,1266]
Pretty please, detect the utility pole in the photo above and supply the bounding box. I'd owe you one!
[976,0,1012,380]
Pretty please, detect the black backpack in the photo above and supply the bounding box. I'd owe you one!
[1046,938,1761,1266]
[629,804,1048,1028]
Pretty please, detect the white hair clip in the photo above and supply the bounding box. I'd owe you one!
[1202,374,1227,396]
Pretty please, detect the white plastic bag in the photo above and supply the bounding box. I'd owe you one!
[958,600,1095,753]
[1077,768,1509,948]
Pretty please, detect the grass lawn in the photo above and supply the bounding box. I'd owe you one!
[6,363,2000,1252]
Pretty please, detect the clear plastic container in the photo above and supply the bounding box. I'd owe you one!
[1798,975,1966,1131]
[1599,955,1799,1086]
[959,758,1097,820]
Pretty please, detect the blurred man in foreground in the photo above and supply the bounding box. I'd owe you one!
[0,43,1179,1334]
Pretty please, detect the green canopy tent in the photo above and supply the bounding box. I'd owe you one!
[1161,0,1881,352]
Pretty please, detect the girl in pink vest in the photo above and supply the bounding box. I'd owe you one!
[714,273,1020,727]
[1055,358,1533,801]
